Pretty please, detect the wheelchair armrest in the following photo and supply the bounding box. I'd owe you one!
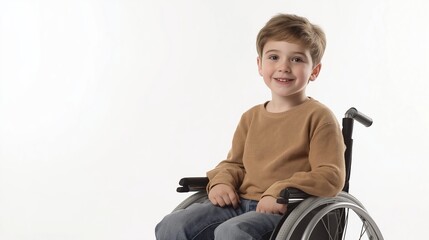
[277,187,312,204]
[177,177,209,193]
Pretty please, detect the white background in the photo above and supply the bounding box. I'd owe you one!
[1,0,428,239]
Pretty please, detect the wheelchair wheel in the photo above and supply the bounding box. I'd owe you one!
[274,193,383,240]
[172,191,208,212]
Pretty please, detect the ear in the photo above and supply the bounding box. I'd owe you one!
[257,56,263,76]
[309,63,322,81]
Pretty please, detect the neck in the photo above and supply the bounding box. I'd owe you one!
[267,95,309,113]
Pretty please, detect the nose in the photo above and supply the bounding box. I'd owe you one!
[277,61,291,73]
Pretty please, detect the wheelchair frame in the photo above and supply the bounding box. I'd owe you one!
[173,108,383,240]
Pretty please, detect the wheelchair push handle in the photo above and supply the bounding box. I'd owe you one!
[345,107,373,127]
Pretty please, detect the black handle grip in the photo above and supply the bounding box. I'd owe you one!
[277,188,311,204]
[177,177,209,192]
[345,107,373,127]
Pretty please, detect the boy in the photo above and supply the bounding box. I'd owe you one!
[155,13,345,240]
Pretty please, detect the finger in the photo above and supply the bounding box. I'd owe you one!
[228,192,239,209]
[221,195,232,207]
[209,195,218,206]
[279,206,287,215]
[216,196,226,207]
[273,203,287,215]
[210,194,224,207]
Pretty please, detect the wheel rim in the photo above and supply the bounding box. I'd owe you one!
[274,194,383,240]
[302,202,384,240]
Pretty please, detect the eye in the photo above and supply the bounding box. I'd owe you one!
[268,55,279,61]
[291,57,303,62]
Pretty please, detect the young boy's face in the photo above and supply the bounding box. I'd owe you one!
[257,40,321,102]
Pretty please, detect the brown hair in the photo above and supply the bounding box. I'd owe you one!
[256,14,326,66]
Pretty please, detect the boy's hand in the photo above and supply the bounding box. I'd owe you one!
[256,196,287,215]
[208,184,240,209]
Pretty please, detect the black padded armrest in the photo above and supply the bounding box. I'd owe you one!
[277,187,312,204]
[177,177,209,192]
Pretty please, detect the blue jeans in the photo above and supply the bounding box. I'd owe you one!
[155,198,283,240]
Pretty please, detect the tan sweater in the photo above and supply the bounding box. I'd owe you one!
[207,98,345,200]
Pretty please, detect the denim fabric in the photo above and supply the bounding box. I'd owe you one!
[155,198,282,240]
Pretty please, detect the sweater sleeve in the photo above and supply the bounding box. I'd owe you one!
[262,122,346,198]
[206,113,249,192]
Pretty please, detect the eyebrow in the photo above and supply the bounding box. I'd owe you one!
[263,49,307,57]
[263,49,278,55]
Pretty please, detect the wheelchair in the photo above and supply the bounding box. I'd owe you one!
[172,108,384,240]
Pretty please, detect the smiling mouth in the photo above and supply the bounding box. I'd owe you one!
[275,78,293,82]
